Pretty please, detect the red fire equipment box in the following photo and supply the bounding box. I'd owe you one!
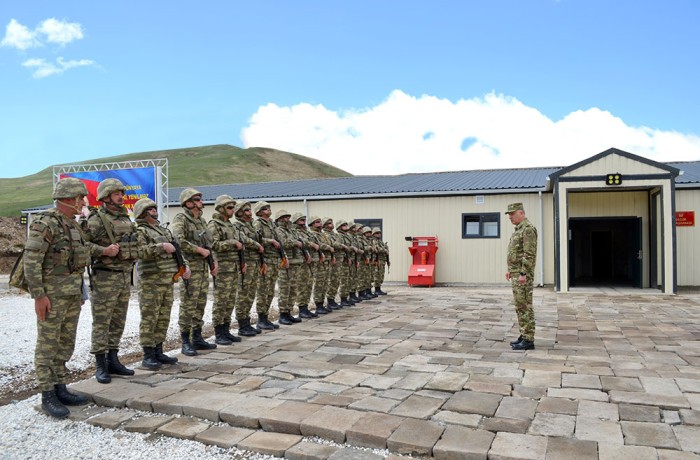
[407,236,438,287]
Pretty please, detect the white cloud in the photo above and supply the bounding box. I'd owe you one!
[36,18,84,45]
[1,18,84,50]
[0,19,41,50]
[241,90,700,175]
[22,56,96,79]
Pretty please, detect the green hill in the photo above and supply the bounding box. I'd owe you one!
[0,145,351,217]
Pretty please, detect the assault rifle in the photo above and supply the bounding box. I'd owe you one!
[198,231,216,289]
[171,239,190,297]
[237,228,246,284]
[298,238,314,276]
[256,229,268,279]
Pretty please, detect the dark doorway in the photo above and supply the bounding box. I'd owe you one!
[569,217,642,287]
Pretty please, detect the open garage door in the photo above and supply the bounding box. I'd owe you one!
[568,217,642,287]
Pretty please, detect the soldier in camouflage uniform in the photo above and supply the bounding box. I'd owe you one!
[346,222,363,303]
[505,202,538,351]
[292,213,318,318]
[307,216,334,315]
[322,217,345,309]
[134,198,190,369]
[25,178,91,418]
[274,210,302,325]
[84,178,141,384]
[253,201,283,330]
[208,195,244,345]
[335,220,356,307]
[171,188,218,356]
[361,226,379,298]
[232,200,266,336]
[372,227,389,295]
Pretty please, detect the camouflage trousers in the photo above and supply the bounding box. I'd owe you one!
[277,264,299,314]
[325,262,340,301]
[35,294,82,391]
[373,261,387,287]
[90,269,132,354]
[337,259,352,297]
[359,261,371,290]
[213,267,240,326]
[235,260,260,320]
[511,274,535,341]
[348,262,359,293]
[295,262,313,307]
[312,260,330,304]
[178,262,209,332]
[255,257,280,316]
[138,274,175,347]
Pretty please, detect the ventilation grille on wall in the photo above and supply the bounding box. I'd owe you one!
[475,195,485,205]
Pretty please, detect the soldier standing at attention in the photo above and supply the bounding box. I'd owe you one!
[208,195,244,345]
[253,201,282,331]
[171,188,218,356]
[134,198,190,369]
[232,200,266,336]
[372,227,389,295]
[322,217,344,310]
[307,216,333,315]
[25,178,91,418]
[84,178,141,384]
[274,210,303,325]
[505,202,538,351]
[335,220,355,307]
[292,213,318,319]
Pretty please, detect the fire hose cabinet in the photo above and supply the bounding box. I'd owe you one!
[407,236,438,287]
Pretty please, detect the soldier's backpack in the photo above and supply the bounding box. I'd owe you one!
[9,250,28,292]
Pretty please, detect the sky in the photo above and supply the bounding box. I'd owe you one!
[1,0,699,179]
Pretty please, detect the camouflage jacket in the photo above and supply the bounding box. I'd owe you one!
[232,217,260,260]
[24,208,90,299]
[507,218,538,275]
[84,205,140,270]
[207,212,242,273]
[276,223,303,265]
[135,219,180,277]
[254,217,283,261]
[171,208,214,272]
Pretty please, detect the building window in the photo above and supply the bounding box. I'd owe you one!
[462,213,500,238]
[354,218,382,232]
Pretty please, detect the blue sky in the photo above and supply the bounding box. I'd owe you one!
[1,0,699,178]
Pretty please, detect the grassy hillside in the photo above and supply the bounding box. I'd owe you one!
[0,145,351,217]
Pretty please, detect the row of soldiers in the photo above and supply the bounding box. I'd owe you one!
[24,177,390,419]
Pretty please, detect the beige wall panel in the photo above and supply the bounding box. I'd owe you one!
[564,154,667,177]
[675,189,700,286]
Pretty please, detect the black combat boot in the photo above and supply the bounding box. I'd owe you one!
[298,304,317,319]
[225,323,242,343]
[107,349,135,376]
[512,339,535,351]
[141,347,162,370]
[181,330,198,356]
[54,384,88,406]
[509,335,524,346]
[237,318,258,337]
[360,290,373,300]
[95,353,111,384]
[257,314,278,330]
[279,312,301,325]
[327,297,341,309]
[41,390,70,419]
[192,327,217,350]
[214,324,233,345]
[155,343,178,364]
[340,297,353,307]
[315,301,330,315]
[374,286,387,295]
[367,289,379,298]
[350,292,361,303]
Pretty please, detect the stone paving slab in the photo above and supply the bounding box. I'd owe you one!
[156,416,210,439]
[299,405,365,443]
[237,431,302,457]
[194,425,256,449]
[123,414,174,433]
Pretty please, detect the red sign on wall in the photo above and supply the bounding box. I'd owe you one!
[676,211,695,227]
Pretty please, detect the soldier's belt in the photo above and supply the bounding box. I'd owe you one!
[94,267,125,273]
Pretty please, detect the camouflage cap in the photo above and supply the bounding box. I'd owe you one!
[134,198,157,218]
[335,219,347,229]
[214,194,235,212]
[308,215,321,225]
[253,200,271,215]
[372,227,381,234]
[275,209,291,221]
[291,212,306,224]
[97,178,126,201]
[505,202,524,214]
[53,177,88,200]
[234,200,251,216]
[179,188,202,206]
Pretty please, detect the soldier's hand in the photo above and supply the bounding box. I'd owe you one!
[35,296,51,321]
[234,240,243,250]
[271,240,280,249]
[103,244,120,257]
[505,272,511,281]
[518,274,527,285]
[295,240,302,248]
[312,243,319,250]
[162,242,176,254]
[257,243,264,253]
[212,261,219,277]
[198,247,211,258]
[241,263,247,274]
[183,267,192,280]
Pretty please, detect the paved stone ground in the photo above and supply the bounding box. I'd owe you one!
[68,285,700,459]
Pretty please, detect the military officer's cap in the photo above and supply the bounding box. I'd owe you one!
[134,198,157,218]
[253,200,271,215]
[179,188,202,206]
[53,177,88,200]
[275,209,291,221]
[214,195,235,212]
[505,202,524,214]
[234,200,252,216]
[292,212,306,224]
